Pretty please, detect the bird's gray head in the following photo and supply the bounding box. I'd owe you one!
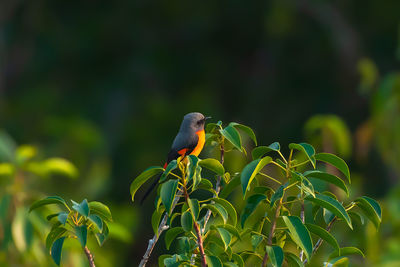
[179,112,210,133]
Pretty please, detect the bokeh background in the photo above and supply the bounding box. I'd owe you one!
[1,0,400,266]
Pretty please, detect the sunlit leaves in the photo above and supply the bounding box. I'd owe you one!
[354,196,382,229]
[252,142,280,159]
[266,245,284,267]
[220,125,243,152]
[216,227,232,250]
[328,247,365,259]
[289,143,316,168]
[270,185,284,207]
[229,122,257,145]
[181,211,193,232]
[241,156,272,198]
[160,179,179,215]
[285,252,304,267]
[160,160,177,182]
[212,198,237,226]
[199,158,225,176]
[29,196,66,212]
[88,201,113,222]
[304,170,349,196]
[306,194,352,229]
[282,216,313,261]
[130,166,164,202]
[305,223,339,251]
[315,153,350,183]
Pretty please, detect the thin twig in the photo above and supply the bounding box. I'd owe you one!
[83,246,95,267]
[138,191,182,267]
[303,217,337,265]
[299,199,305,261]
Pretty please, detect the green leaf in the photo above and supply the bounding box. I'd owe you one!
[95,222,109,246]
[329,247,365,259]
[212,198,237,226]
[57,212,68,225]
[75,225,87,247]
[315,153,350,183]
[266,245,284,267]
[305,223,339,251]
[188,198,200,220]
[282,216,313,261]
[152,207,164,236]
[160,179,179,215]
[354,196,382,229]
[211,224,241,240]
[46,226,67,251]
[0,130,16,161]
[88,214,103,231]
[304,170,349,196]
[349,211,364,225]
[232,253,244,267]
[88,201,112,222]
[220,174,241,199]
[165,227,184,249]
[0,163,14,177]
[217,227,232,250]
[201,203,228,224]
[72,199,89,217]
[220,125,243,152]
[199,158,225,176]
[305,194,352,229]
[241,156,272,198]
[270,185,284,207]
[160,160,178,182]
[187,155,200,182]
[130,166,164,201]
[181,210,193,232]
[206,255,223,267]
[50,237,65,266]
[229,122,257,145]
[252,142,280,159]
[241,194,267,227]
[324,257,349,267]
[285,252,304,267]
[251,234,263,250]
[29,196,66,212]
[289,143,316,168]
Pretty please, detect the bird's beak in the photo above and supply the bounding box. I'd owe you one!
[205,116,212,120]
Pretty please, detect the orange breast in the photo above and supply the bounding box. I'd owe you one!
[190,130,205,156]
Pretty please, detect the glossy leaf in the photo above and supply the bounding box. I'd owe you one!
[181,211,193,232]
[201,203,228,224]
[285,252,304,267]
[304,170,349,196]
[130,166,164,201]
[324,257,349,267]
[50,237,65,266]
[230,122,257,145]
[220,125,243,152]
[213,198,237,226]
[241,156,272,198]
[211,224,241,240]
[72,199,89,217]
[251,142,280,159]
[160,160,177,182]
[29,196,66,212]
[289,143,316,168]
[46,226,67,251]
[199,158,225,176]
[206,255,223,267]
[251,234,263,250]
[305,194,352,229]
[282,216,313,261]
[151,208,163,236]
[232,253,244,267]
[354,196,382,229]
[75,225,87,247]
[266,245,284,267]
[329,247,365,259]
[95,222,109,246]
[160,179,179,215]
[305,223,339,251]
[188,198,200,220]
[241,194,267,227]
[217,227,232,250]
[165,227,184,249]
[220,174,241,198]
[270,185,284,207]
[187,155,200,182]
[88,201,112,222]
[315,153,350,183]
[57,212,68,225]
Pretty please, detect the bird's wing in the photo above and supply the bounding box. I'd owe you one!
[166,131,199,163]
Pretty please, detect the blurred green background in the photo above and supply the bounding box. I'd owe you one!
[1,0,400,266]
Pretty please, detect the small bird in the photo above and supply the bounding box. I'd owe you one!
[140,112,211,203]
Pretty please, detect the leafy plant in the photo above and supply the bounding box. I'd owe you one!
[131,121,382,266]
[29,196,112,266]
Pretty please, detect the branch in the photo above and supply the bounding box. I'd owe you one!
[303,217,337,265]
[83,246,95,267]
[299,200,305,261]
[138,191,182,267]
[262,199,283,267]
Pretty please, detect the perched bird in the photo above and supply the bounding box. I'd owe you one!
[140,112,210,203]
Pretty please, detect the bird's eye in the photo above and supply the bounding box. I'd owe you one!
[197,119,204,125]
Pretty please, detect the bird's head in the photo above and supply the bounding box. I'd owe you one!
[180,112,211,133]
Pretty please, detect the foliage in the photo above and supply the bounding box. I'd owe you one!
[131,121,382,266]
[29,196,112,266]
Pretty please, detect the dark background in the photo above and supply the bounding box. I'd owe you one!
[1,0,400,266]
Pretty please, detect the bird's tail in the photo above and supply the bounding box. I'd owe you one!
[140,172,162,204]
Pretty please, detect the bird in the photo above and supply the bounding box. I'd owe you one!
[140,112,211,203]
